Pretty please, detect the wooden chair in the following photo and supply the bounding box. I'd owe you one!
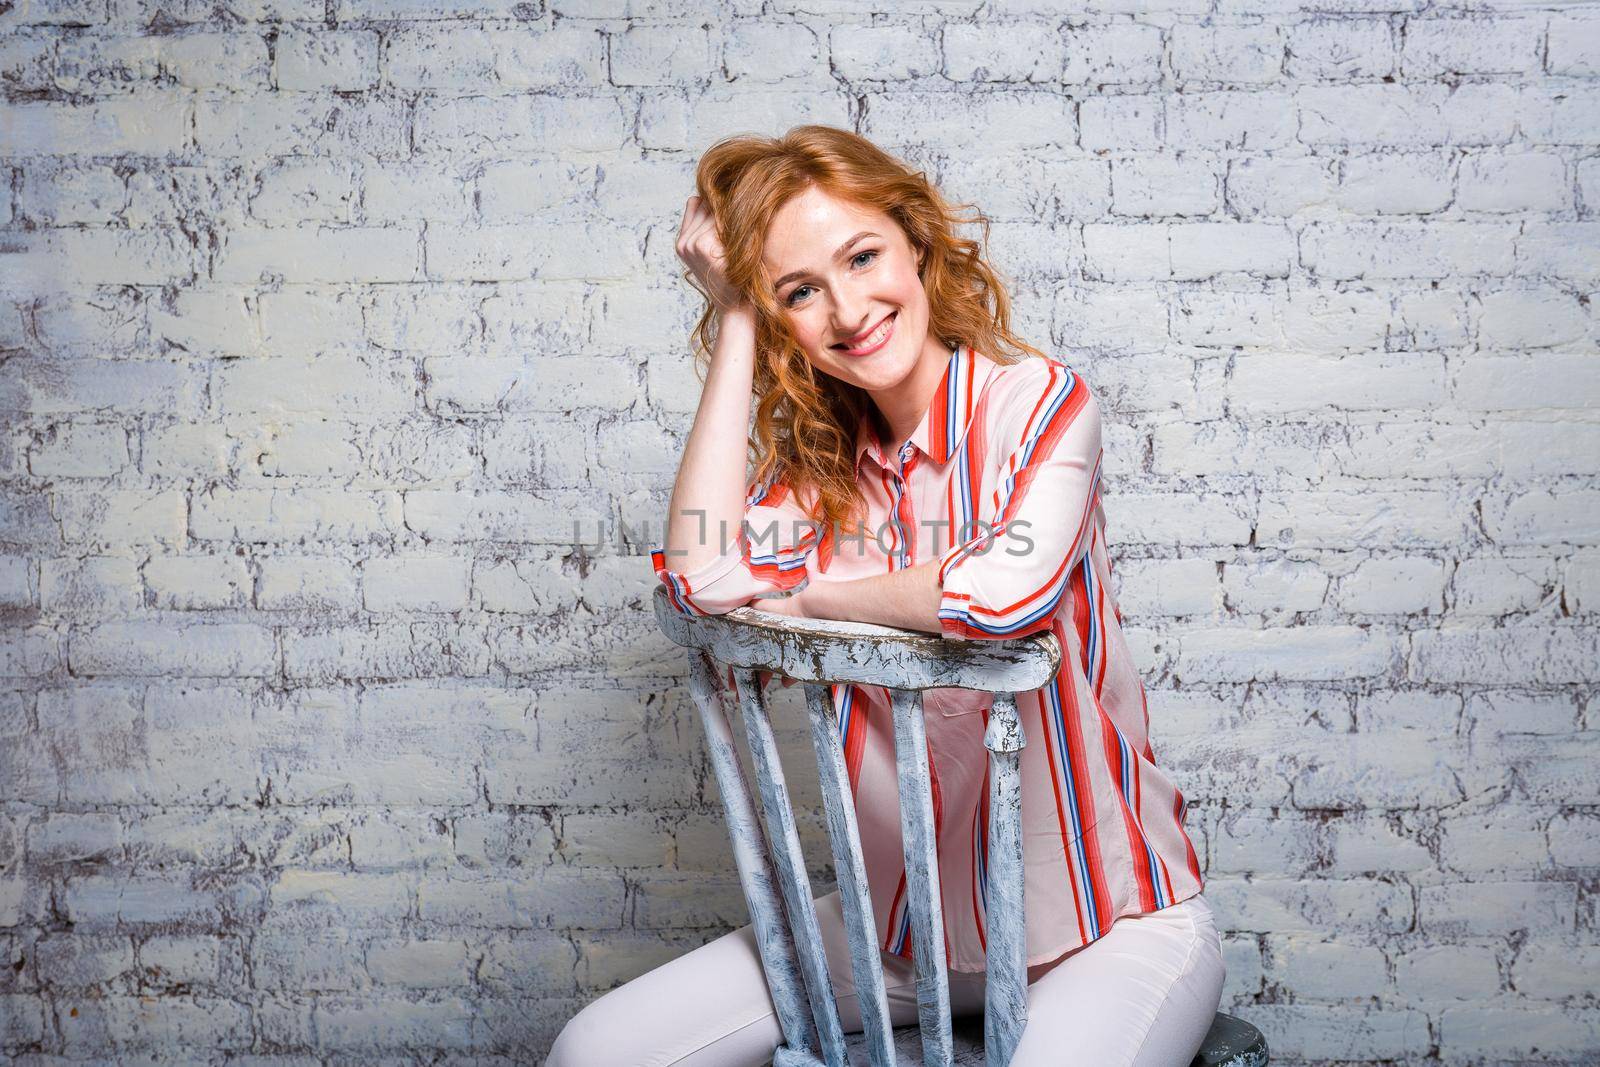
[653,588,1268,1067]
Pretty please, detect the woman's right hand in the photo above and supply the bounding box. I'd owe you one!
[676,194,750,316]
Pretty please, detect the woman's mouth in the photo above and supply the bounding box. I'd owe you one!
[832,312,896,357]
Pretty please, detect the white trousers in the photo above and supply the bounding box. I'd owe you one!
[548,891,1224,1067]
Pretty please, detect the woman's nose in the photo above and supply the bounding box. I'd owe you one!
[830,293,871,340]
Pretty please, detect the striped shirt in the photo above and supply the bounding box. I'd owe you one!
[650,342,1204,973]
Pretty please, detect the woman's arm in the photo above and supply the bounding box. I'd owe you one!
[661,305,760,575]
[763,559,944,635]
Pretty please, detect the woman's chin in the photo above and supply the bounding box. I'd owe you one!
[819,341,919,391]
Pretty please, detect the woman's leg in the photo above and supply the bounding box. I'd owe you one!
[543,911,786,1067]
[546,888,977,1067]
[1009,894,1225,1067]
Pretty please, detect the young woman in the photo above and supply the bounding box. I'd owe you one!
[548,126,1223,1067]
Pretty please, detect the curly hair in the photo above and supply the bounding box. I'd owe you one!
[682,124,1047,537]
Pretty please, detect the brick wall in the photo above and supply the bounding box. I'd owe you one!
[2,0,1597,1063]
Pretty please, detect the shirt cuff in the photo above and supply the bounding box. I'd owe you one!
[650,526,812,618]
[935,522,1051,641]
[935,526,993,641]
[651,543,741,616]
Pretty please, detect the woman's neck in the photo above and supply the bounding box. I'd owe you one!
[869,338,954,449]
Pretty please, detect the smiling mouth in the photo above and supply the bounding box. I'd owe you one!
[832,312,896,356]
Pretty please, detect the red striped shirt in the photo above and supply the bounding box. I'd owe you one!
[650,343,1204,973]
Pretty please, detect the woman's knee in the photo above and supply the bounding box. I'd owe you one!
[547,989,633,1067]
[546,921,780,1067]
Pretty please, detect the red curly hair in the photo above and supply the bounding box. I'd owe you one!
[683,124,1047,536]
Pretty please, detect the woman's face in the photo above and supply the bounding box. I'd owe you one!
[761,185,945,396]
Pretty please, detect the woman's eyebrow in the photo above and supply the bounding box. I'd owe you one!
[771,231,880,291]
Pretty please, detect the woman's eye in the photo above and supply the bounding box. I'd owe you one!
[783,250,880,307]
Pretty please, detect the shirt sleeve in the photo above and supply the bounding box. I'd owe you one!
[649,473,824,618]
[936,358,1104,642]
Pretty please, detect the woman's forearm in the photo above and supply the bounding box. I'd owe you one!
[662,308,759,574]
[801,560,944,634]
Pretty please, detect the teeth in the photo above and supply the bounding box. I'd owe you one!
[846,314,893,351]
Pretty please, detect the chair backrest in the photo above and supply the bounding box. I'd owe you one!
[653,588,1060,1067]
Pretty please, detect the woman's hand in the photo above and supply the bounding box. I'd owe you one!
[676,194,749,316]
[752,589,810,620]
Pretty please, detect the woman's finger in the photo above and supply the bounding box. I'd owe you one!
[676,194,697,244]
[680,199,716,257]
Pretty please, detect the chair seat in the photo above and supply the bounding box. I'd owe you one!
[816,1011,1268,1065]
[1190,1012,1270,1066]
[838,1015,987,1065]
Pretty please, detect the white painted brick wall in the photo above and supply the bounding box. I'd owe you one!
[1,1,1597,1063]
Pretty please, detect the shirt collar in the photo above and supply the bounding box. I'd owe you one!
[854,342,999,471]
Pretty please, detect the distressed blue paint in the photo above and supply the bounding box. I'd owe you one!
[982,693,1027,1067]
[684,650,817,1059]
[804,682,897,1067]
[889,687,954,1067]
[733,668,850,1067]
[1191,1013,1271,1067]
[772,1046,828,1067]
[653,591,1059,694]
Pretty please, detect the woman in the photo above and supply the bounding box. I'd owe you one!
[549,126,1222,1067]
